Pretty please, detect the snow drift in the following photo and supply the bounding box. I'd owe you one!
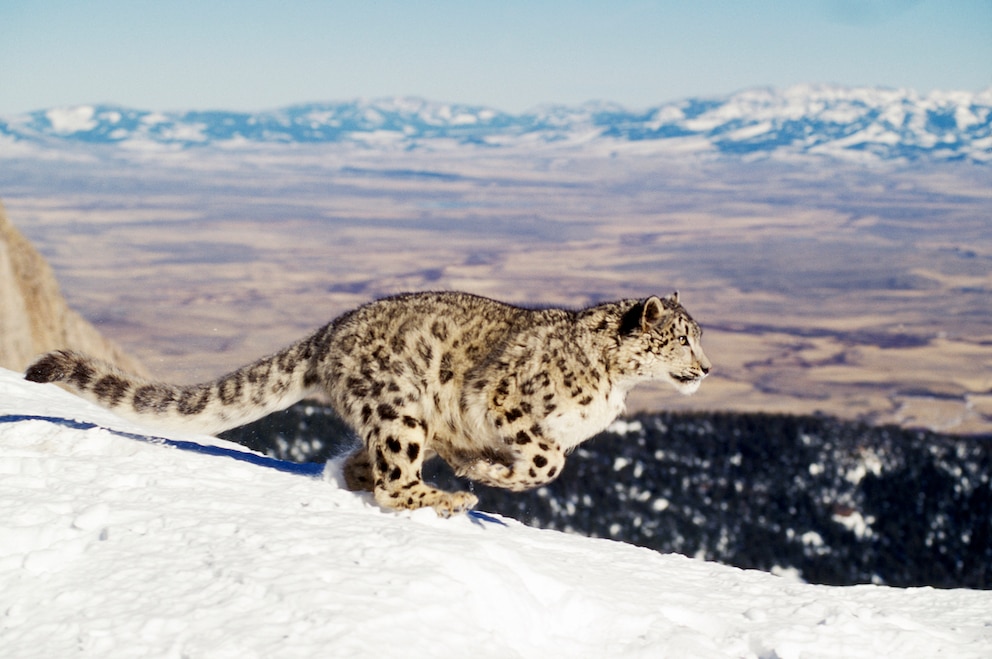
[1,367,990,658]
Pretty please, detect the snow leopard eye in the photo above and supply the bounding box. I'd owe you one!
[678,335,688,346]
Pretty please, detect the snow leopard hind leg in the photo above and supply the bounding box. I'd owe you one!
[344,403,477,517]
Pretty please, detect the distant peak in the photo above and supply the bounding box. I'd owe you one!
[4,85,989,164]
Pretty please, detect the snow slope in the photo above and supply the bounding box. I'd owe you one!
[1,367,990,658]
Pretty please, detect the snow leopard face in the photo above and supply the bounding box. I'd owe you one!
[618,293,711,394]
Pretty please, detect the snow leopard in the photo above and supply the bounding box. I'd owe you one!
[25,291,710,516]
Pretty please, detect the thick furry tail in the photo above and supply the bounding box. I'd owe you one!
[25,329,329,435]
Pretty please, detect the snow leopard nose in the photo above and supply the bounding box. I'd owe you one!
[695,350,711,375]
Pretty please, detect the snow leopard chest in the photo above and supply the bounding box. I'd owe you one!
[542,386,629,450]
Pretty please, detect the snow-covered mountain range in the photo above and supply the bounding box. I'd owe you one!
[2,85,990,163]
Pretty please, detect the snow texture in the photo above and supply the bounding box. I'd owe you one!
[1,367,990,658]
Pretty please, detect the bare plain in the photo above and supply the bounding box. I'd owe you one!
[3,144,990,434]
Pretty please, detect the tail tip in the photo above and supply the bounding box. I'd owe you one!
[25,350,79,384]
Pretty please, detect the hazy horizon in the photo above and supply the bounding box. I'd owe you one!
[2,1,989,115]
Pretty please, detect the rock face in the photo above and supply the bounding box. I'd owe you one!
[0,200,148,376]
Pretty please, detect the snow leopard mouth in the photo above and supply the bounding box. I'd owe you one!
[671,372,704,395]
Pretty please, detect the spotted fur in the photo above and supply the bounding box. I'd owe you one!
[25,291,710,516]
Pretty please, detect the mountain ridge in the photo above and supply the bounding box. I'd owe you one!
[221,401,992,590]
[3,84,990,163]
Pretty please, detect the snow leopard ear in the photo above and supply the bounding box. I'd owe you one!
[640,296,666,331]
[666,291,680,305]
[619,296,669,336]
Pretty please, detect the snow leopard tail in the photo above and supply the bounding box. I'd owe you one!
[24,324,333,435]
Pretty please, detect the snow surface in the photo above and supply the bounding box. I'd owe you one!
[1,367,990,658]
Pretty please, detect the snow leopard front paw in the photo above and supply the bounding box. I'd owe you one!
[428,490,479,518]
[374,482,478,517]
[458,448,564,492]
[458,459,515,486]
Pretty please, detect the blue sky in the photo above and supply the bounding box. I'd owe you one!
[1,0,989,114]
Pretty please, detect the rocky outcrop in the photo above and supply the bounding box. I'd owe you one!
[0,200,148,376]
